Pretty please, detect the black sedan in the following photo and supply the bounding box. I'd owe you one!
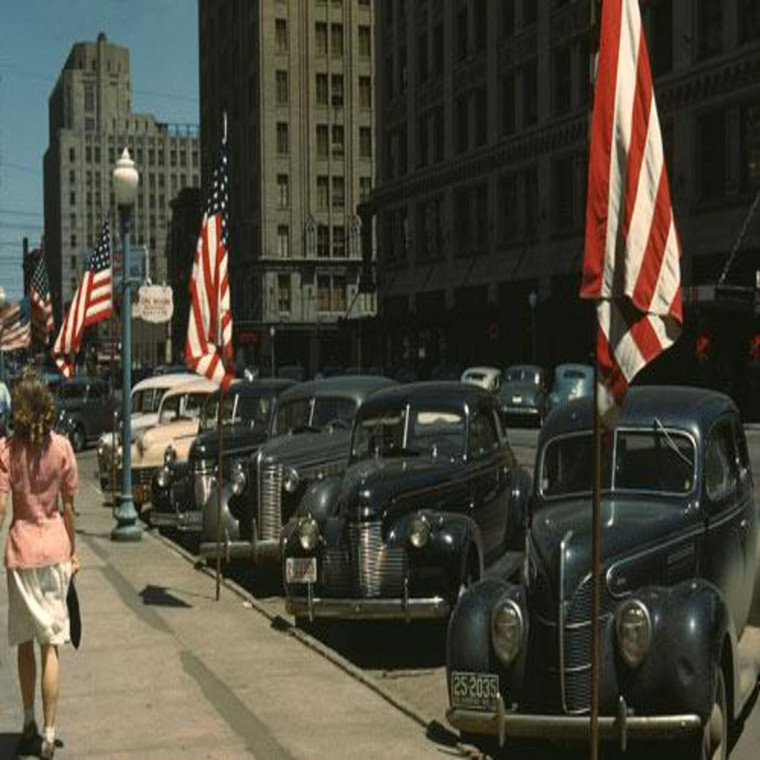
[282,382,532,624]
[446,386,758,758]
[497,364,547,427]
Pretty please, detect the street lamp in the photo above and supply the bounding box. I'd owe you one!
[269,324,276,378]
[528,290,538,365]
[111,148,141,541]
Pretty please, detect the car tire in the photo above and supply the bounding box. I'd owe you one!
[70,424,85,453]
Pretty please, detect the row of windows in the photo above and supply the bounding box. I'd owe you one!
[275,223,353,259]
[274,71,372,109]
[274,273,349,315]
[275,18,371,58]
[274,173,371,210]
[275,122,372,159]
[69,145,199,169]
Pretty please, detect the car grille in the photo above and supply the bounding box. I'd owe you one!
[259,461,283,541]
[321,522,407,598]
[131,467,156,486]
[193,463,216,510]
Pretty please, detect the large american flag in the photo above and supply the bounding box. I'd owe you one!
[185,133,234,390]
[581,0,682,424]
[0,300,31,352]
[30,247,55,342]
[53,219,113,378]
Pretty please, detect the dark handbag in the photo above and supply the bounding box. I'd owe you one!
[67,579,82,649]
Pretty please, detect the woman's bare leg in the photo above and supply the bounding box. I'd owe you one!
[17,641,36,715]
[40,644,59,730]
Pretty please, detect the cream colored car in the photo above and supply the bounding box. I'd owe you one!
[126,377,219,508]
[97,372,194,492]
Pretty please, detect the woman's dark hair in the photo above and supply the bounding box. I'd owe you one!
[11,370,55,445]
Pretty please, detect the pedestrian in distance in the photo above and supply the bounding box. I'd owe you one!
[0,370,80,759]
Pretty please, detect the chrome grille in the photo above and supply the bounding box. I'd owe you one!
[259,462,282,540]
[131,467,156,486]
[347,522,407,597]
[193,465,216,509]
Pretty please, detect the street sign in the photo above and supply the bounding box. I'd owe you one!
[137,284,173,323]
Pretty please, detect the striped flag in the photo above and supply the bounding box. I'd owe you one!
[0,301,31,352]
[185,130,234,391]
[580,0,682,424]
[53,219,113,378]
[30,247,55,342]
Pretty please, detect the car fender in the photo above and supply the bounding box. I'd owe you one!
[295,475,343,521]
[202,481,239,541]
[616,580,732,722]
[507,466,532,548]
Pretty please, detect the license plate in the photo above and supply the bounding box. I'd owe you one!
[511,395,522,404]
[450,671,500,711]
[286,557,317,584]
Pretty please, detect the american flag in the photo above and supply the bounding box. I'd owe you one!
[581,0,682,424]
[30,247,55,342]
[53,219,113,378]
[185,131,234,390]
[0,300,31,352]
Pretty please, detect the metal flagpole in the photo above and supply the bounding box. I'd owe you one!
[215,385,226,602]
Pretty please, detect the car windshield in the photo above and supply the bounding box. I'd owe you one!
[158,392,206,424]
[200,393,272,431]
[505,367,541,385]
[273,395,357,434]
[539,428,696,498]
[352,407,465,462]
[131,388,164,415]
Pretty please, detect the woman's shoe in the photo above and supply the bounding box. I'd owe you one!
[15,721,40,756]
[40,738,55,759]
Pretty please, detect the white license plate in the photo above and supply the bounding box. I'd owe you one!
[511,395,522,404]
[286,557,317,584]
[450,671,500,711]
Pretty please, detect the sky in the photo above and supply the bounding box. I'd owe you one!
[0,0,199,301]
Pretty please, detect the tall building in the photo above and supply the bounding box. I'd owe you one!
[43,32,200,347]
[199,0,376,374]
[372,0,760,376]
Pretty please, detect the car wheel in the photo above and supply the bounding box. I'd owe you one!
[70,424,85,452]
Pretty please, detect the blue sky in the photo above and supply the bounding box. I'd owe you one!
[0,0,199,300]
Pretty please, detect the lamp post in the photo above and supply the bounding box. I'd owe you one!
[528,290,538,365]
[269,324,276,378]
[111,148,141,541]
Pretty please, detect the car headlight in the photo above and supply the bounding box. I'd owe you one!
[283,466,300,493]
[615,600,652,668]
[231,462,247,496]
[409,514,431,549]
[98,441,106,457]
[156,466,172,489]
[115,445,123,460]
[298,517,320,550]
[164,445,177,465]
[491,599,523,667]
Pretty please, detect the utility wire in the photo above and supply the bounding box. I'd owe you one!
[0,208,43,217]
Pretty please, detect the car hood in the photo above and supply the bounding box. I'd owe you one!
[131,419,200,467]
[530,496,695,595]
[190,423,268,462]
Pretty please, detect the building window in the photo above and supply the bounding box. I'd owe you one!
[456,5,469,61]
[553,155,575,232]
[332,226,346,258]
[499,173,519,242]
[522,0,537,26]
[433,107,444,163]
[502,0,515,38]
[358,25,371,58]
[277,225,290,257]
[398,46,407,95]
[317,274,331,310]
[433,23,444,75]
[697,109,725,201]
[473,1,487,52]
[646,0,673,76]
[740,0,760,43]
[276,19,288,53]
[332,275,347,311]
[522,59,538,126]
[501,73,516,135]
[277,274,291,313]
[70,233,77,247]
[697,0,722,60]
[276,70,289,105]
[360,176,372,202]
[70,191,76,205]
[418,32,429,84]
[69,147,75,162]
[741,103,760,191]
[474,184,488,252]
[317,225,330,257]
[277,174,290,208]
[317,175,329,210]
[359,127,372,158]
[417,114,429,168]
[316,23,328,56]
[332,177,345,208]
[331,74,344,107]
[553,45,572,115]
[474,87,487,147]
[359,76,372,109]
[454,188,471,252]
[455,93,469,154]
[277,122,289,154]
[331,23,344,57]
[332,124,345,156]
[317,124,329,158]
[316,73,328,106]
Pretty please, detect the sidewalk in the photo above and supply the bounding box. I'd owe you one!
[0,454,456,759]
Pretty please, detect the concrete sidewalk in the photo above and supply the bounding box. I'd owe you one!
[0,456,458,759]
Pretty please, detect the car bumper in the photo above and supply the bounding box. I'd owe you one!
[198,537,280,562]
[446,694,701,750]
[150,510,202,531]
[286,593,450,622]
[502,406,541,416]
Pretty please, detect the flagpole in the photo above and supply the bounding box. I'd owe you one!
[215,384,226,602]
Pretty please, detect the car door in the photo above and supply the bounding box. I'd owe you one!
[467,407,510,562]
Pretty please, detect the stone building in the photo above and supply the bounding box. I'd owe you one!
[371,0,760,382]
[43,32,200,364]
[198,0,376,375]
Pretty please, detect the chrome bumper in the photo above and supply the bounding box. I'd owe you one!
[198,537,279,562]
[150,510,202,531]
[286,593,450,622]
[447,694,701,750]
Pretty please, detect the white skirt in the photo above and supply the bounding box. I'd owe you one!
[7,562,72,646]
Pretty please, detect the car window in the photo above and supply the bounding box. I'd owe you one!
[238,395,272,426]
[273,398,312,434]
[181,393,207,419]
[410,410,465,459]
[352,409,406,460]
[158,394,180,424]
[615,430,694,494]
[705,423,738,503]
[468,411,499,459]
[311,396,357,428]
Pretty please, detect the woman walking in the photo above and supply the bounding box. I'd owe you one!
[0,372,79,759]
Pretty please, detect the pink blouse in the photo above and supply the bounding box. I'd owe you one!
[0,432,78,570]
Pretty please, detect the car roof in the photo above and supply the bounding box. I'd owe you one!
[160,377,222,400]
[276,375,395,404]
[541,385,737,441]
[206,378,296,401]
[359,381,498,415]
[505,364,543,374]
[554,363,594,375]
[132,372,195,393]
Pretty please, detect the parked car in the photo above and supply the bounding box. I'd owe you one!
[461,366,502,393]
[150,378,295,532]
[446,386,758,758]
[282,382,532,625]
[547,362,594,413]
[96,372,194,491]
[498,364,547,426]
[53,376,119,452]
[198,375,396,564]
[124,377,217,510]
